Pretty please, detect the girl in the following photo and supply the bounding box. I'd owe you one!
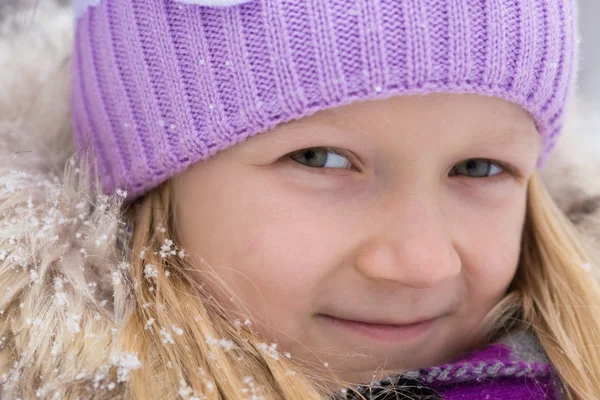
[1,0,600,399]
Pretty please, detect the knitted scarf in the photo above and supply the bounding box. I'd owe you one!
[344,330,561,400]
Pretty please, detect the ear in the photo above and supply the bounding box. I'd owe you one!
[175,0,254,6]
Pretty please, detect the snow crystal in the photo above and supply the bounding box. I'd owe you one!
[66,314,81,333]
[206,336,235,352]
[50,341,58,356]
[241,376,265,400]
[178,380,204,400]
[257,343,279,360]
[179,380,193,398]
[112,271,121,285]
[29,270,39,284]
[95,233,109,247]
[172,325,184,336]
[55,292,68,305]
[115,188,128,198]
[583,262,593,271]
[205,380,215,392]
[113,352,142,383]
[144,318,154,330]
[54,277,64,290]
[144,264,158,279]
[118,262,130,271]
[160,239,176,258]
[117,352,142,370]
[160,328,175,344]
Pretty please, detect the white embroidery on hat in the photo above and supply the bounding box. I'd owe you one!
[73,0,101,18]
[176,0,254,6]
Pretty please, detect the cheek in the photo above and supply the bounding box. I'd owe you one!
[457,200,525,308]
[220,208,348,345]
[176,181,340,335]
[229,209,332,305]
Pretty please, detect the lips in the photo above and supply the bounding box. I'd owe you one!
[318,314,439,343]
[339,317,435,326]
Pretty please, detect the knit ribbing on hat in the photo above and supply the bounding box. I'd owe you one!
[72,0,577,200]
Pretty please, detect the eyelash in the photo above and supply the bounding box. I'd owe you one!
[283,147,358,174]
[282,147,518,180]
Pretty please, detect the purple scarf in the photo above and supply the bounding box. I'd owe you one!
[344,330,563,400]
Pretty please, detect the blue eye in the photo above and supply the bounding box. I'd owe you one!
[450,159,504,178]
[289,147,353,169]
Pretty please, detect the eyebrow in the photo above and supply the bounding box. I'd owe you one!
[255,113,541,153]
[488,125,540,148]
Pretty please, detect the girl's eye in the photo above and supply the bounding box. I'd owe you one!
[288,147,353,170]
[449,159,504,178]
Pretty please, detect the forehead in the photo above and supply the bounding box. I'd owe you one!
[268,93,541,150]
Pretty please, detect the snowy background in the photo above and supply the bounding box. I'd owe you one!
[577,0,600,107]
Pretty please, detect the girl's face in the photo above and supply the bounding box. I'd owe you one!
[172,93,541,383]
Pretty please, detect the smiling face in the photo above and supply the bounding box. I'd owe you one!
[171,93,541,384]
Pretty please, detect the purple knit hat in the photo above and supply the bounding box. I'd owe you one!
[72,0,578,200]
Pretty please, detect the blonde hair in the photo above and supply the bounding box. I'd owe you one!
[489,172,600,400]
[120,171,600,399]
[121,180,331,399]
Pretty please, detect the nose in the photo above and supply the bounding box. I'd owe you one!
[354,195,461,289]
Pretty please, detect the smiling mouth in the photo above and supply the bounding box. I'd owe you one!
[317,314,439,343]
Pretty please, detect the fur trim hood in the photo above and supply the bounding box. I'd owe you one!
[0,3,599,399]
